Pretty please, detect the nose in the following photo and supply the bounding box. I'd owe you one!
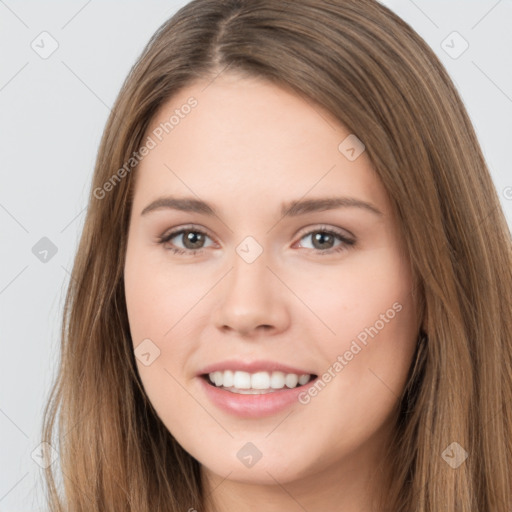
[212,250,290,337]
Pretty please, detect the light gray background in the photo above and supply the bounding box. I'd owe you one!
[1,1,511,510]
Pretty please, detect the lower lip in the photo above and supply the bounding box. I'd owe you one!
[198,376,317,418]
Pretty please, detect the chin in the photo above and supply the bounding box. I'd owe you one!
[193,438,320,486]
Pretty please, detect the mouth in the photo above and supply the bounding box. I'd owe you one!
[201,370,318,395]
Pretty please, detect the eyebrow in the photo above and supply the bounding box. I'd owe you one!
[140,195,383,218]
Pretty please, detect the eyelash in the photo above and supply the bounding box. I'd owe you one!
[157,224,356,257]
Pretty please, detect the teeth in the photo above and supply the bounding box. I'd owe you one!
[214,372,223,387]
[223,370,234,387]
[251,371,270,389]
[207,370,313,391]
[285,373,298,388]
[298,374,310,385]
[270,371,285,389]
[233,371,251,389]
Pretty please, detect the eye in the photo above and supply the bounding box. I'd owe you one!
[157,225,215,256]
[295,225,355,255]
[157,224,356,256]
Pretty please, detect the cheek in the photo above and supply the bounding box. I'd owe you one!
[124,244,210,401]
[296,245,416,342]
[286,249,418,458]
[124,245,206,344]
[303,244,418,395]
[124,247,204,431]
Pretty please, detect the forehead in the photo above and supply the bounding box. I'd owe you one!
[133,73,388,215]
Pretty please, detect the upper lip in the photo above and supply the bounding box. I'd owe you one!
[197,359,317,377]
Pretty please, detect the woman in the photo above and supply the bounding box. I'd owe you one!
[41,0,512,510]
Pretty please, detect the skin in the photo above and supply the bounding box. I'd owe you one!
[124,72,421,512]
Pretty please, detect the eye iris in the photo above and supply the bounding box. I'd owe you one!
[312,232,334,250]
[183,230,205,249]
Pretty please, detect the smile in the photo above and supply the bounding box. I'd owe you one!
[205,370,316,394]
[199,370,319,418]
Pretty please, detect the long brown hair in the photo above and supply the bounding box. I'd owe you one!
[41,0,512,510]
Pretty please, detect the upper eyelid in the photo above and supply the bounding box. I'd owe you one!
[295,224,354,240]
[162,224,214,241]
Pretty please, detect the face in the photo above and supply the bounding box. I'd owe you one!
[124,72,420,491]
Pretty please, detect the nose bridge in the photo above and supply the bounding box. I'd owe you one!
[213,239,288,334]
[228,241,273,302]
